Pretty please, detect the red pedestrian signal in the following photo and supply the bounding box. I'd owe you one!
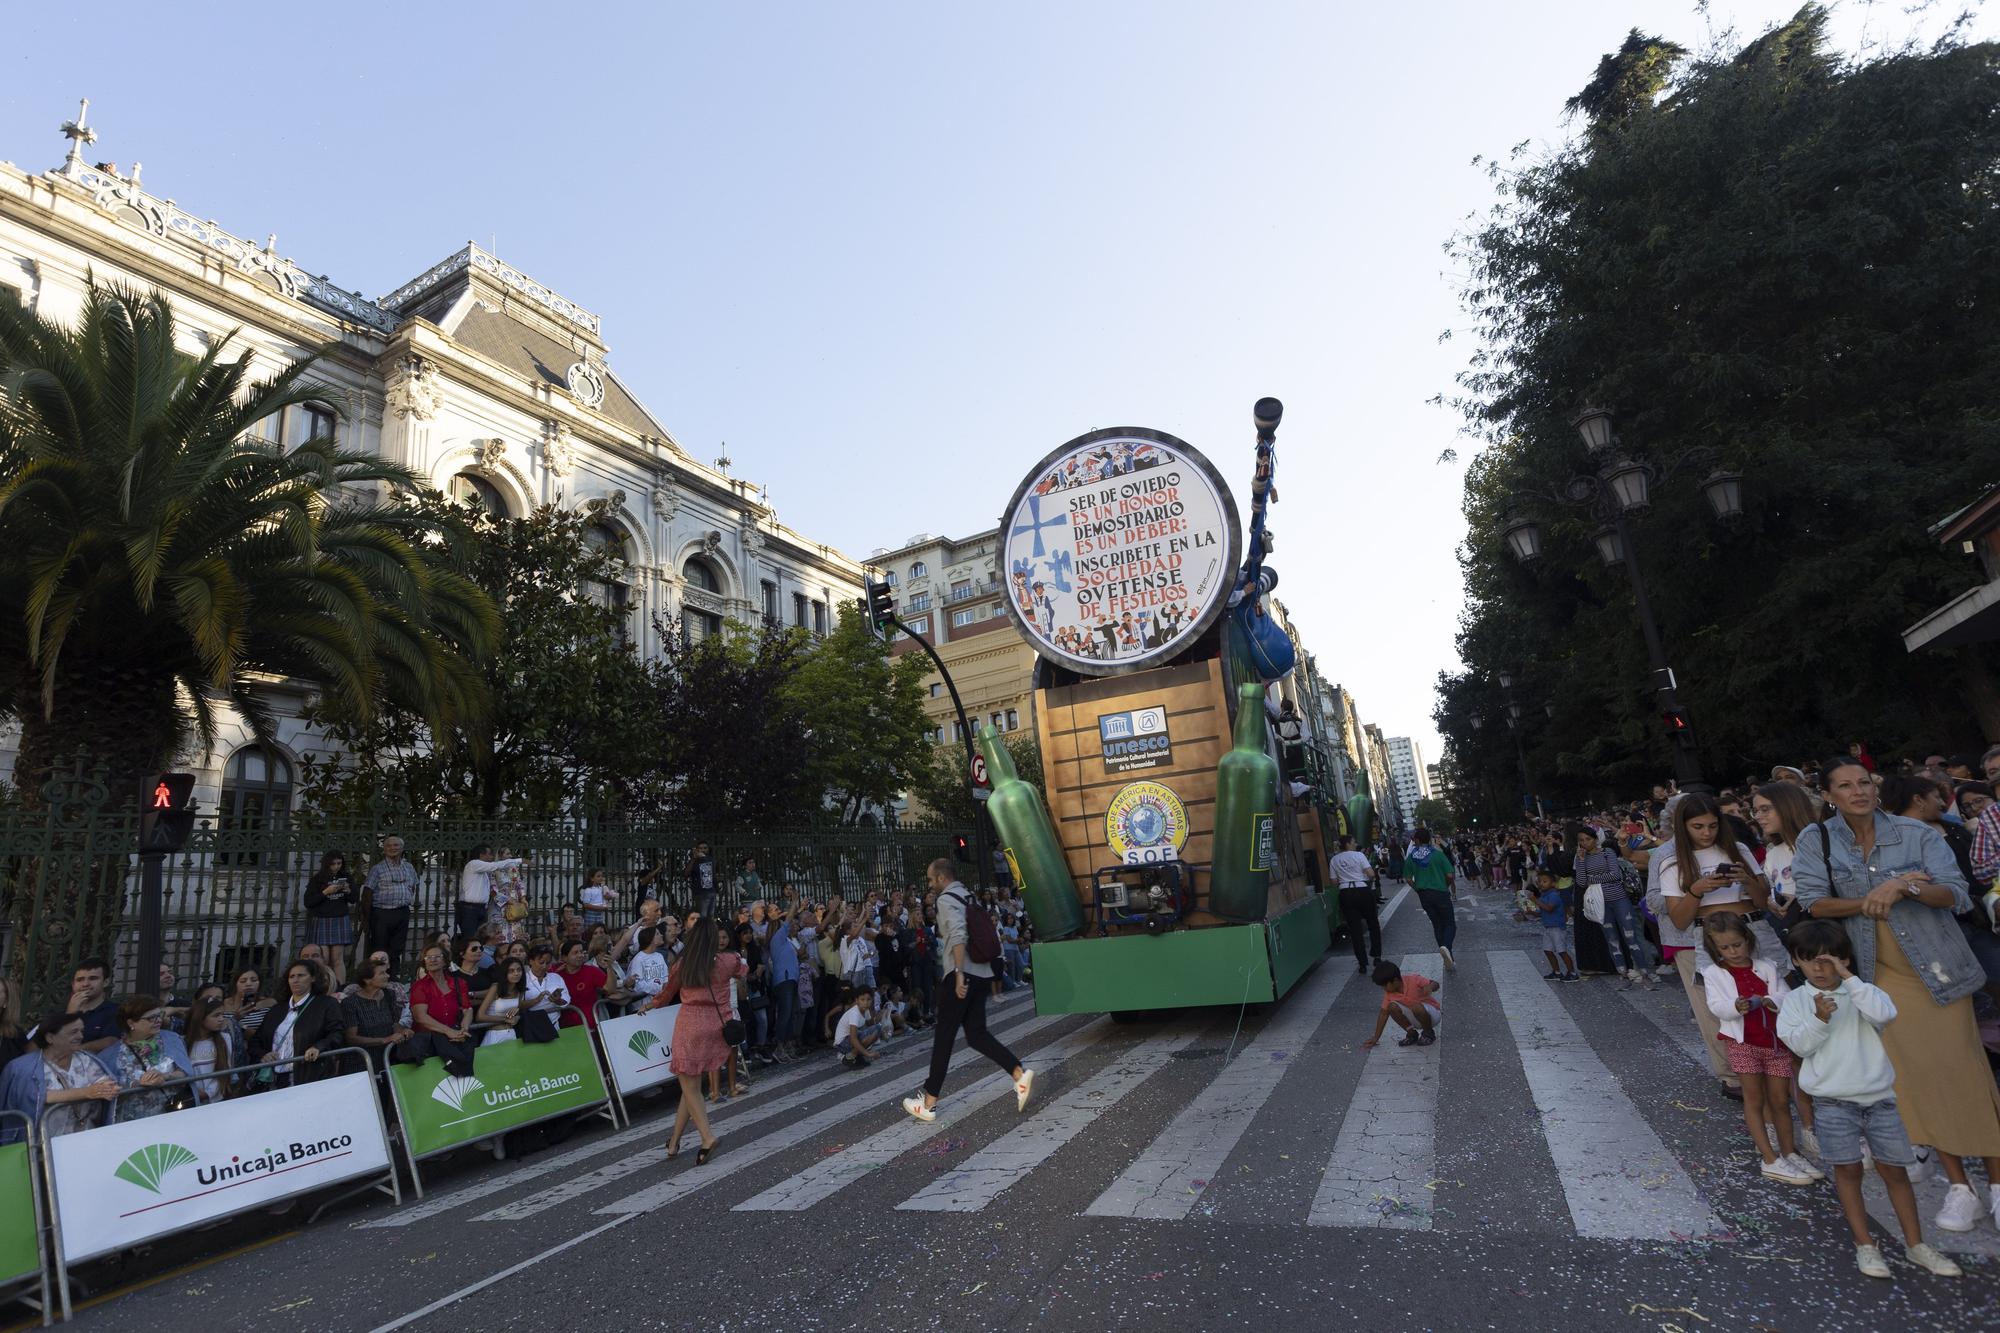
[952,833,973,864]
[139,773,198,853]
[1662,707,1690,735]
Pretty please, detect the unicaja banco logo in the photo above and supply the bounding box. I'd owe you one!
[114,1144,197,1194]
[627,1030,660,1058]
[431,1075,486,1112]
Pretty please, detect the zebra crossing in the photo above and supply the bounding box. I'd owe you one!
[362,933,1997,1260]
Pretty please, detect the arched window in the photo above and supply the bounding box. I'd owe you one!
[680,556,723,642]
[910,561,927,579]
[218,745,292,866]
[450,471,508,516]
[584,522,633,643]
[882,570,897,586]
[682,557,720,592]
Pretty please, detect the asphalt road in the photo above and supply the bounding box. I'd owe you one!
[40,882,2000,1333]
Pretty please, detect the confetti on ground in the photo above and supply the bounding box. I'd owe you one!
[1630,1303,1710,1323]
[1670,1101,1709,1113]
[962,1281,987,1296]
[409,1253,436,1264]
[819,1144,846,1156]
[1423,1178,1463,1190]
[269,1298,314,1313]
[919,1137,966,1158]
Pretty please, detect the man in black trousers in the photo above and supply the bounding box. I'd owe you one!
[900,858,1033,1123]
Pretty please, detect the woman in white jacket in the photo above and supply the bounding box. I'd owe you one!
[1700,913,1819,1186]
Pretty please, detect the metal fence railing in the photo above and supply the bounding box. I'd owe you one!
[0,761,972,1012]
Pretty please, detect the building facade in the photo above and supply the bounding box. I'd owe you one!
[869,528,1037,748]
[0,107,866,813]
[1385,736,1431,830]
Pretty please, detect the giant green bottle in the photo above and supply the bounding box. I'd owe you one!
[1345,765,1376,849]
[1209,682,1281,922]
[978,724,1084,941]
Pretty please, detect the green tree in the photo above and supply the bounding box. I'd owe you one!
[787,603,934,823]
[0,282,497,794]
[1440,8,2000,803]
[1411,796,1457,837]
[644,619,820,827]
[300,497,658,818]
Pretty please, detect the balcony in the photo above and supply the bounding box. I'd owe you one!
[944,581,1000,605]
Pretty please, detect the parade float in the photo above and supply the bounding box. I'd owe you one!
[982,400,1342,1016]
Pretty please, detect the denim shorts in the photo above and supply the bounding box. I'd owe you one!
[1541,925,1573,955]
[1813,1094,1916,1168]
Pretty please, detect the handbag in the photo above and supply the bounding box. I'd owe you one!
[713,967,746,1047]
[1582,883,1607,925]
[503,898,528,923]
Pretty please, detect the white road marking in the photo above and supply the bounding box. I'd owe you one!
[367,1214,637,1332]
[733,1017,1117,1212]
[895,1025,1205,1212]
[483,1007,1069,1222]
[1487,950,1722,1241]
[1308,952,1444,1229]
[362,991,1037,1227]
[592,1010,1087,1218]
[1082,958,1353,1220]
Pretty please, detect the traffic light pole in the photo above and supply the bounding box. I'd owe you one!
[136,852,165,997]
[1614,511,1705,789]
[889,614,992,887]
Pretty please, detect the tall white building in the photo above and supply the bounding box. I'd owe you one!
[0,105,867,815]
[1386,736,1430,829]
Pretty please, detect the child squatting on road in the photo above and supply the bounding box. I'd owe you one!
[1775,919,1963,1279]
[1362,960,1440,1049]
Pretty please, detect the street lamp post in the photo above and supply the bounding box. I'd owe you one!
[1501,408,1742,791]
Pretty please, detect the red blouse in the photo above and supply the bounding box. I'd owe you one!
[410,974,470,1032]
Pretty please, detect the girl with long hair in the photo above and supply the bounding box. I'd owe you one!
[648,917,744,1165]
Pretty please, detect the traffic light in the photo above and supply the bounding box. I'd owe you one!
[952,833,974,864]
[139,773,197,853]
[1662,706,1691,738]
[860,577,896,640]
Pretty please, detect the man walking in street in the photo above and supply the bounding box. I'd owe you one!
[363,835,419,970]
[1404,827,1458,971]
[901,857,1033,1124]
[1330,835,1381,976]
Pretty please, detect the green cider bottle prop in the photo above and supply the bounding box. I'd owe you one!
[978,724,1084,941]
[1345,765,1376,849]
[1208,681,1282,922]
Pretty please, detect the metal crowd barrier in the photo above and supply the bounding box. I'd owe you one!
[45,1045,398,1321]
[0,1110,50,1327]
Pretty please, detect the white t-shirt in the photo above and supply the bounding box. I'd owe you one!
[525,969,570,1013]
[581,884,610,910]
[834,1005,869,1047]
[1658,841,1763,908]
[1330,850,1374,886]
[1762,843,1796,907]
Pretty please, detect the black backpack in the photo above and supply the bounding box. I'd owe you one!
[953,890,1004,965]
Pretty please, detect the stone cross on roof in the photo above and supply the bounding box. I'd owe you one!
[60,98,97,169]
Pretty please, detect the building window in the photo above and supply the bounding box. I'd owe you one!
[883,570,897,586]
[905,592,930,612]
[682,556,721,594]
[951,606,981,628]
[929,683,942,698]
[950,580,971,600]
[761,580,779,623]
[952,720,966,742]
[991,711,1004,730]
[812,600,827,635]
[0,281,20,309]
[1006,708,1019,730]
[218,745,292,866]
[910,561,927,579]
[586,525,635,641]
[303,402,337,444]
[903,615,928,637]
[450,471,508,517]
[792,591,808,626]
[682,607,723,641]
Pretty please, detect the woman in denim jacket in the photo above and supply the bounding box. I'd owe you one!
[1793,756,2000,1234]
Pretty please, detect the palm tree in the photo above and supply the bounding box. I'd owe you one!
[0,280,500,795]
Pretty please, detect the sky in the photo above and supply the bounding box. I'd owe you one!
[3,1,1986,766]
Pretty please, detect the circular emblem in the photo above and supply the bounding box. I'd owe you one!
[565,360,606,409]
[1104,781,1190,865]
[998,428,1241,677]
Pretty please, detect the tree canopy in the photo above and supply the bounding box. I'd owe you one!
[1438,7,2000,812]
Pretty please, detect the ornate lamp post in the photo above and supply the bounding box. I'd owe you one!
[1500,408,1742,789]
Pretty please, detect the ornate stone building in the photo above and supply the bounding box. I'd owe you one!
[0,103,865,813]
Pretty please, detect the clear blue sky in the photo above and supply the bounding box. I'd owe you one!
[3,2,1982,765]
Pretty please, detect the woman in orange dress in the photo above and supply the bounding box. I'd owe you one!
[648,917,744,1166]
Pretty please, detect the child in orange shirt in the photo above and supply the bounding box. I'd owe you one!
[1362,960,1440,1049]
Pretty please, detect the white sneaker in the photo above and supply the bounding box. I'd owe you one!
[900,1095,935,1123]
[1014,1068,1034,1112]
[1440,945,1456,972]
[1907,1145,1934,1182]
[1783,1153,1824,1182]
[1854,1244,1890,1279]
[1905,1242,1962,1277]
[1760,1157,1812,1186]
[1799,1126,1820,1159]
[1935,1182,1982,1232]
[1990,1183,2000,1231]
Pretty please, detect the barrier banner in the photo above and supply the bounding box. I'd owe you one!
[390,1026,608,1158]
[597,1004,680,1096]
[47,1070,392,1263]
[0,1142,36,1285]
